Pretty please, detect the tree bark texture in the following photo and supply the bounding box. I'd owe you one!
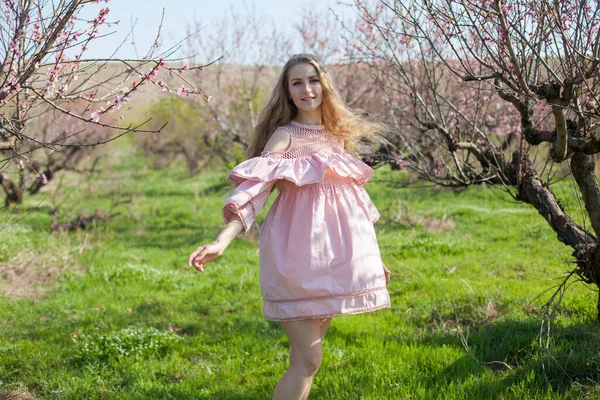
[571,153,600,239]
[516,164,600,296]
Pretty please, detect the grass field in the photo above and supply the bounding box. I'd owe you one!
[1,138,599,399]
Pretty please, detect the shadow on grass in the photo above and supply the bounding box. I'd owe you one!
[199,181,232,197]
[129,386,270,400]
[106,219,226,250]
[331,317,600,399]
[107,216,261,252]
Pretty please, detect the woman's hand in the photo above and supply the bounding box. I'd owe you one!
[383,264,391,284]
[188,217,243,272]
[188,241,227,272]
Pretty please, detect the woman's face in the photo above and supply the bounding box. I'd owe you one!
[287,63,323,114]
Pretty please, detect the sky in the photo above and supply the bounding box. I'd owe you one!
[81,0,353,62]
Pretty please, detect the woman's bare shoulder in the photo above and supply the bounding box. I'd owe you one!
[264,128,292,153]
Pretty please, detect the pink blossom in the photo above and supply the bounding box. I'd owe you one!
[91,7,110,25]
[156,80,168,92]
[91,110,102,122]
[393,154,408,169]
[108,93,130,110]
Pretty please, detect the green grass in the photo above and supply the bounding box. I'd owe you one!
[1,139,599,399]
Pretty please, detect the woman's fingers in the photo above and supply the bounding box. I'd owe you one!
[188,243,221,272]
[188,245,206,268]
[188,247,199,267]
[188,241,227,273]
[193,259,204,272]
[196,247,208,261]
[190,255,205,272]
[383,264,391,283]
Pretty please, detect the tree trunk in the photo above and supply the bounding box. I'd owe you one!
[515,160,600,313]
[571,153,600,238]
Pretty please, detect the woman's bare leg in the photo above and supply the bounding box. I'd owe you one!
[273,318,331,400]
[300,318,331,400]
[319,317,331,341]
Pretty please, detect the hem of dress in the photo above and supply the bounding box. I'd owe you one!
[264,303,391,322]
[371,210,381,224]
[264,285,387,304]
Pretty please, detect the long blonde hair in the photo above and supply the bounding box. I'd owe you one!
[245,53,383,159]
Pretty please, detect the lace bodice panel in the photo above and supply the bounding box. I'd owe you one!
[261,120,344,159]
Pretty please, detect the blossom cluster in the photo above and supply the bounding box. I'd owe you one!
[0,1,209,129]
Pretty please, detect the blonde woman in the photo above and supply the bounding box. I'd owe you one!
[188,53,391,400]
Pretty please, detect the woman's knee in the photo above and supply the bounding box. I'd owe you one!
[282,319,325,376]
[294,345,322,376]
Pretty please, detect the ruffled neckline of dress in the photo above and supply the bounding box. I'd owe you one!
[227,152,374,187]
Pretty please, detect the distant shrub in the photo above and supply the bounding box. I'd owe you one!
[136,77,271,174]
[135,96,219,174]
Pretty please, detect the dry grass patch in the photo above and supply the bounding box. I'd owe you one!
[421,216,456,232]
[379,202,456,232]
[0,387,36,400]
[0,234,89,299]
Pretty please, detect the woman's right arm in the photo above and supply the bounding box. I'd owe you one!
[188,128,291,272]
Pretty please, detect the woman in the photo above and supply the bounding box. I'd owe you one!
[188,53,391,400]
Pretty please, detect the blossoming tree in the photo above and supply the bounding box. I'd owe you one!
[353,0,600,317]
[0,0,211,208]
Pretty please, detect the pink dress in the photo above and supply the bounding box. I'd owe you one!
[222,120,391,321]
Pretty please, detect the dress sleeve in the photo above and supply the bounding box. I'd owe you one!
[222,177,275,233]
